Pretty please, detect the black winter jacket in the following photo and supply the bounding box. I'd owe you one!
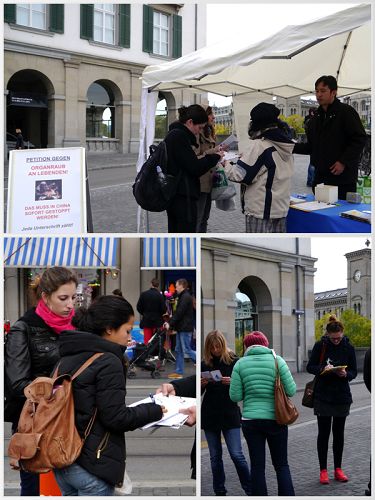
[136,288,167,328]
[293,98,366,187]
[172,375,196,397]
[306,335,357,405]
[201,355,241,431]
[164,121,221,200]
[58,330,163,486]
[4,308,60,422]
[169,289,195,332]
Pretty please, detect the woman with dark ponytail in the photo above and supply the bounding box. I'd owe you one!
[164,104,224,233]
[53,295,164,495]
[307,315,357,485]
[5,266,78,496]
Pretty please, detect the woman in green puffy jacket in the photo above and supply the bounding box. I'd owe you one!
[230,331,296,496]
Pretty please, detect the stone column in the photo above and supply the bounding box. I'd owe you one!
[117,100,132,154]
[63,59,81,147]
[48,94,65,147]
[212,249,233,345]
[129,70,143,153]
[278,262,294,363]
[303,266,317,365]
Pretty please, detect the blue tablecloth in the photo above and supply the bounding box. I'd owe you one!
[286,195,371,233]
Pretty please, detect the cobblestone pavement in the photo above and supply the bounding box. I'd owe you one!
[200,379,370,497]
[88,153,311,234]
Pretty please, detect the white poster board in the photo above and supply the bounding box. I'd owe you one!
[7,147,87,234]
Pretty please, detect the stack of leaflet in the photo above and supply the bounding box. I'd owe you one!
[340,210,371,223]
[129,394,196,430]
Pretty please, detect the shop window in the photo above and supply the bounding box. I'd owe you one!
[143,5,182,58]
[86,82,115,138]
[80,4,130,48]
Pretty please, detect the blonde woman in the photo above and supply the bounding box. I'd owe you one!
[201,330,251,496]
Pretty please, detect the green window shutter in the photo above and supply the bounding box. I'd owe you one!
[80,4,93,40]
[4,4,16,24]
[119,4,130,48]
[172,14,182,58]
[50,4,64,34]
[143,5,153,53]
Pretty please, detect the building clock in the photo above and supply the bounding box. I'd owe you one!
[353,269,361,282]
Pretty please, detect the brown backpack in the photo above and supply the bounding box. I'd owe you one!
[8,353,103,473]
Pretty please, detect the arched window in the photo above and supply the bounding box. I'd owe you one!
[358,303,361,315]
[234,290,257,357]
[361,100,367,112]
[86,82,115,138]
[317,311,321,320]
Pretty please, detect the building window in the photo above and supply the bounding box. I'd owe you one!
[94,4,116,45]
[153,11,169,56]
[143,5,182,58]
[16,4,47,30]
[352,101,358,111]
[361,100,367,112]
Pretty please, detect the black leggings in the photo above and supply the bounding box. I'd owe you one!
[317,416,347,470]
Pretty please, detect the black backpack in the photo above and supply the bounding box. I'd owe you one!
[133,141,181,212]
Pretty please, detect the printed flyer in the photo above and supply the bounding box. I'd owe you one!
[7,147,87,234]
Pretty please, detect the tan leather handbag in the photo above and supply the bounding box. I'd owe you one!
[272,350,299,426]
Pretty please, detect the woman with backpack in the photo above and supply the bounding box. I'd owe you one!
[5,266,78,496]
[164,104,224,233]
[53,295,165,495]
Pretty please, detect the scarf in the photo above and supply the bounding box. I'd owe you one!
[35,299,75,335]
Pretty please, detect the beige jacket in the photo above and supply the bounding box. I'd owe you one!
[225,136,295,219]
[197,131,217,193]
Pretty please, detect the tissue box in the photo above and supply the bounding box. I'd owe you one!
[315,184,338,203]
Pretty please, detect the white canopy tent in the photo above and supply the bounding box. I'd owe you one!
[136,4,371,230]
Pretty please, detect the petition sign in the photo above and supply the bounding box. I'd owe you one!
[7,148,87,234]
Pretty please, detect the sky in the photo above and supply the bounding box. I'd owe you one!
[206,3,357,106]
[311,236,370,292]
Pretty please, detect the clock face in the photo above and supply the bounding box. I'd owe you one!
[354,270,361,282]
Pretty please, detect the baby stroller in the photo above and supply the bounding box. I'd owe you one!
[127,327,166,379]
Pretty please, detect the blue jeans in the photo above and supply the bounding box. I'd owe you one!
[175,331,196,374]
[242,419,295,496]
[205,428,252,495]
[54,463,114,496]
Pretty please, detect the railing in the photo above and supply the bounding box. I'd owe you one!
[86,138,120,152]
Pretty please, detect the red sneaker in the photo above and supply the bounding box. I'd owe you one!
[320,469,329,484]
[334,468,348,482]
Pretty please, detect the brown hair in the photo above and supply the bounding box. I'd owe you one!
[151,278,160,288]
[178,105,208,125]
[31,266,78,301]
[176,278,188,289]
[326,314,344,334]
[202,106,216,140]
[203,330,236,367]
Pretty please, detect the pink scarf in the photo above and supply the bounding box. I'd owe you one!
[35,299,75,335]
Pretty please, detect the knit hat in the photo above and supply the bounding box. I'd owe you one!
[250,102,280,131]
[244,331,269,348]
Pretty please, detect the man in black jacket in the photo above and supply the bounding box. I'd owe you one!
[166,279,195,379]
[136,278,166,345]
[293,75,366,200]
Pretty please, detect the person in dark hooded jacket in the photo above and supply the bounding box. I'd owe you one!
[164,104,223,233]
[54,295,164,496]
[306,315,357,486]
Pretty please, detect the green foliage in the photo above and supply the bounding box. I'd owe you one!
[315,310,371,347]
[235,336,244,357]
[215,123,232,135]
[279,114,305,134]
[155,115,167,139]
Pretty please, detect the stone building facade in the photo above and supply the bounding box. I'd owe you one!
[4,3,207,153]
[201,238,316,373]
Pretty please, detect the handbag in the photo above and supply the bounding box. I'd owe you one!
[272,350,299,426]
[211,166,236,201]
[302,343,326,408]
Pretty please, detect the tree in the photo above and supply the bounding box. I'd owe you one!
[314,310,371,347]
[155,115,167,139]
[279,114,305,134]
[215,123,232,135]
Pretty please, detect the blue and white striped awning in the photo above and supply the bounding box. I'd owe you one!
[142,237,196,269]
[4,237,118,268]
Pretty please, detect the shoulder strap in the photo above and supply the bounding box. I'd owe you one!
[319,343,326,364]
[53,352,104,379]
[72,353,104,380]
[271,349,279,376]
